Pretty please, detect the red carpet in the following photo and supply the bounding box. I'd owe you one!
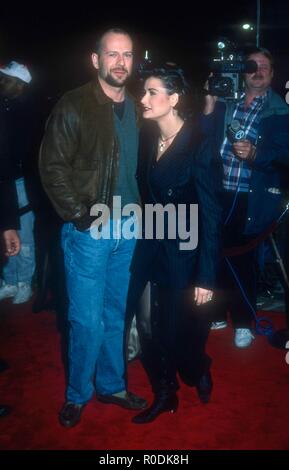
[0,300,289,450]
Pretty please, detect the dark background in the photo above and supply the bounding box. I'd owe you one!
[0,0,288,98]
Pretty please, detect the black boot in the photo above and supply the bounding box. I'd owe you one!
[0,359,9,373]
[0,405,11,417]
[132,392,178,424]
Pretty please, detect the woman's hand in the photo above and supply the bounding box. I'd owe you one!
[194,287,213,306]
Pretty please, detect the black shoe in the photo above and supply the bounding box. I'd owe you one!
[0,405,11,417]
[97,391,147,410]
[196,371,213,404]
[0,359,9,373]
[59,402,85,428]
[132,393,178,424]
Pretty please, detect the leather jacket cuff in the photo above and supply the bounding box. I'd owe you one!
[73,213,96,232]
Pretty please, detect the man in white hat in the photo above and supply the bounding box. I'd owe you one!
[0,61,32,101]
[0,61,35,304]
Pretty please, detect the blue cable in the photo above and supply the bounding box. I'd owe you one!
[223,152,277,337]
[224,187,240,225]
[225,256,274,337]
[223,159,243,226]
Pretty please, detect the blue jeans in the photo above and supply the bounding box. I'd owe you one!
[2,178,35,285]
[61,217,137,404]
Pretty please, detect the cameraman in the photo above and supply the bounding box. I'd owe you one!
[201,47,289,348]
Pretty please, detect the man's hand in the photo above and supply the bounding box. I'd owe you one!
[3,230,20,256]
[204,94,218,115]
[194,287,213,306]
[203,74,217,115]
[232,140,256,161]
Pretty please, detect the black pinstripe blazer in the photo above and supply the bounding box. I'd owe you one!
[130,120,223,290]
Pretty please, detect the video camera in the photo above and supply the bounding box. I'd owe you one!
[207,39,257,100]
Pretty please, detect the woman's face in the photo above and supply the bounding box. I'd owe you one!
[141,77,177,120]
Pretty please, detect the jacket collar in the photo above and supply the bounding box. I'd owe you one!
[145,120,203,175]
[89,78,142,125]
[90,78,115,105]
[89,77,136,105]
[224,87,289,119]
[261,87,289,118]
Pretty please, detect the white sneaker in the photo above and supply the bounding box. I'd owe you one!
[13,283,32,304]
[234,328,255,348]
[211,321,228,330]
[0,282,17,301]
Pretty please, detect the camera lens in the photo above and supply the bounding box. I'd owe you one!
[208,76,233,97]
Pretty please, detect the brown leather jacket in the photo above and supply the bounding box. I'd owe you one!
[39,79,139,227]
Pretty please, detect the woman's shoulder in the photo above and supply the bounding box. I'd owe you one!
[181,119,208,152]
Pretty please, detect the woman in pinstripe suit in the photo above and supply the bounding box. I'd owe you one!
[125,65,223,424]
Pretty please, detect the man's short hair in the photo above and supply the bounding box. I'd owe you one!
[95,28,132,54]
[245,47,274,69]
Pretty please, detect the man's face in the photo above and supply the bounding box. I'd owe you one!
[92,32,133,88]
[0,74,21,97]
[244,52,273,94]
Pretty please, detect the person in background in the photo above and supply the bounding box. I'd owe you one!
[0,61,35,304]
[0,178,21,417]
[201,47,289,348]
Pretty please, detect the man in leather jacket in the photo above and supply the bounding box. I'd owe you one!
[39,28,146,427]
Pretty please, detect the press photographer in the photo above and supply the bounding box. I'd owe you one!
[201,47,289,348]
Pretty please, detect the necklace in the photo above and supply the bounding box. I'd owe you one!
[158,127,182,152]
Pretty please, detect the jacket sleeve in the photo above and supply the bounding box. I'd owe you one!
[193,138,224,289]
[199,101,226,144]
[199,112,216,137]
[39,95,88,223]
[252,115,289,170]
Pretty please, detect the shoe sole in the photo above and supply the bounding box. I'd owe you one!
[0,294,17,301]
[12,296,32,305]
[97,396,147,410]
[211,324,228,330]
[235,342,253,348]
[59,417,81,428]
